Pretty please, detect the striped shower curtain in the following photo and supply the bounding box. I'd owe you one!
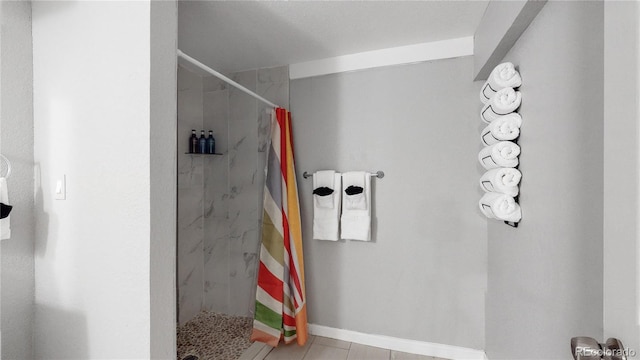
[251,108,308,347]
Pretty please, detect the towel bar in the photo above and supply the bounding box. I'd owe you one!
[302,171,384,179]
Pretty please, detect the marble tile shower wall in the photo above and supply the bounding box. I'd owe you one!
[178,65,289,325]
[178,67,205,325]
[202,75,230,316]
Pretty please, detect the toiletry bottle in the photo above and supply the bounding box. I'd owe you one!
[199,130,206,154]
[207,131,216,154]
[190,129,198,153]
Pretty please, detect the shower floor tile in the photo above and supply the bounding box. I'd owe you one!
[177,311,253,360]
[177,313,450,360]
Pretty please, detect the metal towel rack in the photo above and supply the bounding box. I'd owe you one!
[0,154,11,179]
[302,171,384,179]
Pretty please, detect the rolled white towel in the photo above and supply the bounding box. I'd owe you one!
[478,141,520,169]
[480,113,523,146]
[480,87,522,123]
[479,192,522,222]
[479,168,522,196]
[480,62,522,104]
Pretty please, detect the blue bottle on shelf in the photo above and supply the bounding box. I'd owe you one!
[189,129,198,153]
[199,130,206,154]
[207,131,216,154]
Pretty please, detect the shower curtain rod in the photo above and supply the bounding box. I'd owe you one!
[177,49,280,109]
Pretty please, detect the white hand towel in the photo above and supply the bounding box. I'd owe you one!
[341,172,371,241]
[480,62,522,104]
[478,141,520,170]
[480,87,522,123]
[313,170,336,209]
[313,171,341,241]
[479,168,522,197]
[0,178,10,240]
[480,113,523,146]
[479,192,522,222]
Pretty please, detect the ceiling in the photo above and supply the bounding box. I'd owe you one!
[178,1,489,74]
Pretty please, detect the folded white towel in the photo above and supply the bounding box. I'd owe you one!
[480,62,522,104]
[480,87,522,123]
[313,171,341,241]
[479,168,522,197]
[341,171,371,241]
[1,178,10,240]
[479,192,522,222]
[480,113,522,146]
[478,141,520,170]
[313,170,336,209]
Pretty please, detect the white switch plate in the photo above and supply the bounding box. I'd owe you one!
[55,175,66,200]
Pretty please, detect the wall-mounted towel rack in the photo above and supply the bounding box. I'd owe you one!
[0,155,11,179]
[302,171,384,179]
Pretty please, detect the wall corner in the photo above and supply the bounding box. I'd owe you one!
[473,0,547,81]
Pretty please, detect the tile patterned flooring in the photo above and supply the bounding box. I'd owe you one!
[239,336,449,360]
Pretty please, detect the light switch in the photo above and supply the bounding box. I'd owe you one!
[55,175,66,200]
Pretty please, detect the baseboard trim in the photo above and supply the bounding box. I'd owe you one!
[307,324,486,360]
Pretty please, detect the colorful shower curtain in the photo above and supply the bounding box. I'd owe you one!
[251,108,308,347]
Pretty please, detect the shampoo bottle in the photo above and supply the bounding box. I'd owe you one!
[199,130,206,154]
[190,129,198,153]
[207,131,216,154]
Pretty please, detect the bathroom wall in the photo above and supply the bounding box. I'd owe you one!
[0,1,35,358]
[603,0,640,353]
[177,67,205,324]
[150,1,178,357]
[32,1,167,358]
[484,2,604,359]
[177,66,289,324]
[290,56,487,350]
[201,74,230,316]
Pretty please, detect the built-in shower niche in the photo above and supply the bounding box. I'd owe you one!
[177,65,289,326]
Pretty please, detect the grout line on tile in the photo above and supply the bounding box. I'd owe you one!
[252,344,273,360]
[299,340,315,360]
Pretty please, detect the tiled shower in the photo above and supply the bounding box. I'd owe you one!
[177,65,289,325]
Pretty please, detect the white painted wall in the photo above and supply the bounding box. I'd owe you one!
[0,1,35,358]
[603,0,640,353]
[150,1,178,357]
[32,2,155,358]
[291,56,487,350]
[484,2,604,358]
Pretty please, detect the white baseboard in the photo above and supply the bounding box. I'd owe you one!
[307,324,486,360]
